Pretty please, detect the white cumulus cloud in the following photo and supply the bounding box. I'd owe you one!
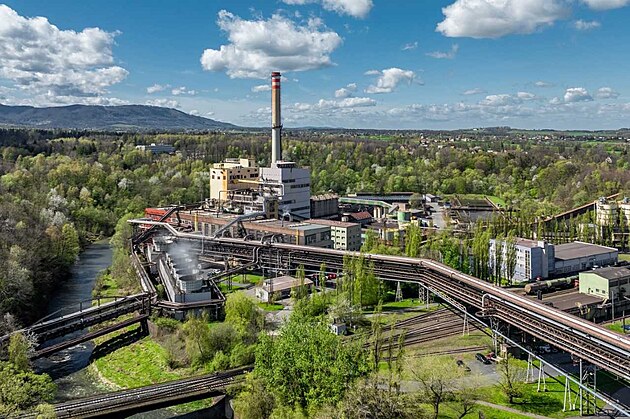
[171,86,197,96]
[335,82,357,98]
[365,68,415,94]
[0,5,128,99]
[517,91,536,100]
[462,88,485,95]
[535,81,553,88]
[581,0,630,10]
[146,99,181,108]
[426,44,459,59]
[147,84,169,94]
[595,87,620,99]
[252,84,272,93]
[200,10,342,79]
[564,87,593,103]
[573,19,601,30]
[281,0,373,19]
[437,0,569,38]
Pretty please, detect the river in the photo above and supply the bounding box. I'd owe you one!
[32,240,204,418]
[33,240,113,401]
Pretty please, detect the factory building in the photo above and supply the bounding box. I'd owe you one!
[135,143,176,155]
[489,238,554,283]
[489,238,618,282]
[209,158,259,201]
[259,162,311,219]
[579,266,630,300]
[206,72,311,219]
[145,207,333,248]
[308,219,362,251]
[553,242,618,275]
[310,194,339,219]
[255,275,314,303]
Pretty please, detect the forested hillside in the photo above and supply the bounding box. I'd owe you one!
[1,129,630,327]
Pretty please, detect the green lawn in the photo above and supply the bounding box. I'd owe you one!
[381,298,423,310]
[618,253,630,262]
[91,336,184,388]
[90,334,218,413]
[258,302,284,311]
[605,321,627,334]
[486,195,507,208]
[477,380,598,418]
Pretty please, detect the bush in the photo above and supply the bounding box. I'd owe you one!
[230,343,256,368]
[209,350,230,372]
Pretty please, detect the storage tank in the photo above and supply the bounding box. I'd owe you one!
[596,198,618,226]
[619,197,630,226]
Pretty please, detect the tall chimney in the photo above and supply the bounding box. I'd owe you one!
[271,71,282,163]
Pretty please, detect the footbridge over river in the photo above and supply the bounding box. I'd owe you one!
[0,293,152,360]
[131,220,630,416]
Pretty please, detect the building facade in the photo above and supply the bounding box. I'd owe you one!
[579,266,630,300]
[489,238,617,283]
[260,162,311,219]
[308,219,362,251]
[209,158,259,201]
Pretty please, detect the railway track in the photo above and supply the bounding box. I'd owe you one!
[21,366,252,418]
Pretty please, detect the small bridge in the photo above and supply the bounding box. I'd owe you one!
[20,366,251,418]
[1,293,151,359]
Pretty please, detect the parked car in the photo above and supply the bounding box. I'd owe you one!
[475,353,491,365]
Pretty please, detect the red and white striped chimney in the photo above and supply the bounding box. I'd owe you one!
[271,72,282,163]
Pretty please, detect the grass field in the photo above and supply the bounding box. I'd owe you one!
[90,331,219,413]
[258,302,284,311]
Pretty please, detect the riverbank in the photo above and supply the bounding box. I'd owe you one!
[34,240,114,402]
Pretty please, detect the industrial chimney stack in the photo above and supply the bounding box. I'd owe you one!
[271,71,282,163]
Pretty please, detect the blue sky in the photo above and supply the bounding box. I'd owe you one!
[1,0,630,129]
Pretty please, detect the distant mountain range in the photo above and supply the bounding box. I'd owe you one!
[0,104,239,131]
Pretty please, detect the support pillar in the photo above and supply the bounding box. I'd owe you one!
[537,361,548,392]
[526,353,535,383]
[563,376,575,412]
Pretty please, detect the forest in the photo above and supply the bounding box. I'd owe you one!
[1,128,629,327]
[1,128,630,415]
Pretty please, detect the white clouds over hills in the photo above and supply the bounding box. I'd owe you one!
[281,0,373,19]
[0,5,127,100]
[335,83,357,98]
[200,10,342,79]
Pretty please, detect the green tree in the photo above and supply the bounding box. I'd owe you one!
[232,375,276,419]
[505,231,518,286]
[255,316,370,411]
[224,292,265,342]
[0,361,56,415]
[497,354,526,404]
[58,223,80,266]
[412,356,465,419]
[8,332,31,372]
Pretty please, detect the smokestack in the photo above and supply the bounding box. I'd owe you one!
[271,71,282,163]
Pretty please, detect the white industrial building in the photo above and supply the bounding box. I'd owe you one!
[489,238,618,283]
[260,162,311,219]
